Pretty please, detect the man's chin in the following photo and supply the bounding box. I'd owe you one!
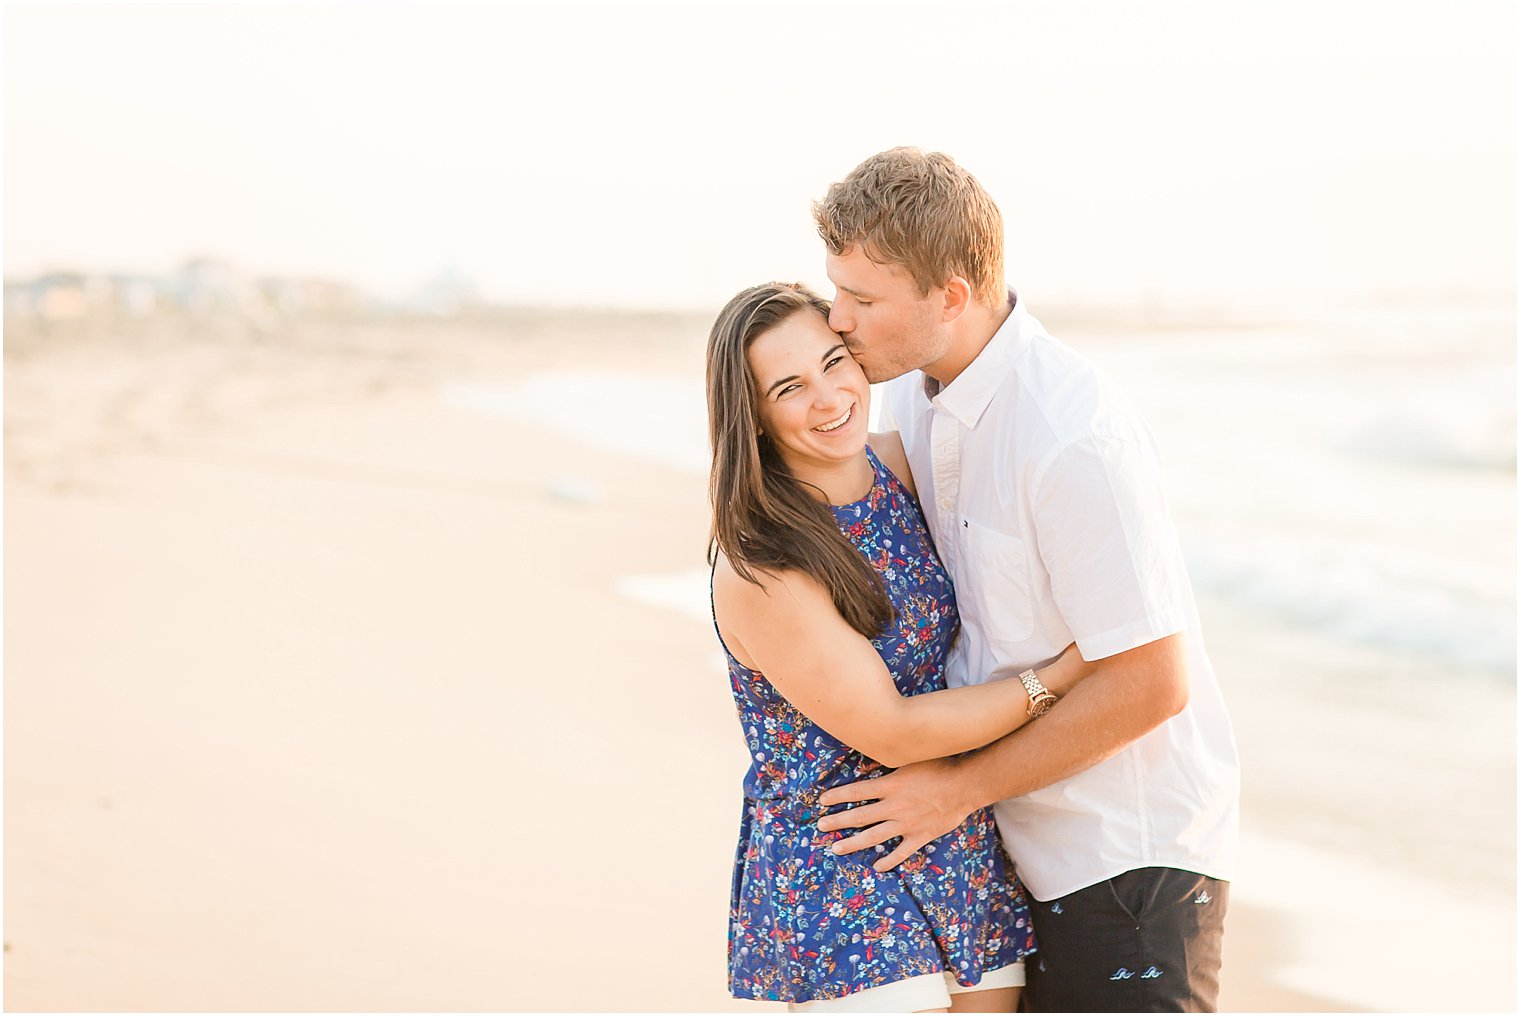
[863,363,908,384]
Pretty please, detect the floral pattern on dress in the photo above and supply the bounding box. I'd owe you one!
[716,445,1037,1005]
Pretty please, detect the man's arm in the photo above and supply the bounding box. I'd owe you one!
[816,632,1188,872]
[817,426,1193,870]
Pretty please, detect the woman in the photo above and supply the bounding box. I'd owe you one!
[707,282,1093,1013]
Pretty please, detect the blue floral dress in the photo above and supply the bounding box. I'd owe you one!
[714,445,1036,1005]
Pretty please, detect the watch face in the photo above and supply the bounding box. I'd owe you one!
[1031,692,1057,716]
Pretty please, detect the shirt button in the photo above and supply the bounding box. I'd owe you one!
[940,498,953,510]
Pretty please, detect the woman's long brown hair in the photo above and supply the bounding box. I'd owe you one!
[706,282,892,640]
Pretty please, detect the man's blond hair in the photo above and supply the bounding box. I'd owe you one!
[813,147,1006,309]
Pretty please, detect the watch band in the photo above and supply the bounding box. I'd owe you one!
[1018,668,1058,718]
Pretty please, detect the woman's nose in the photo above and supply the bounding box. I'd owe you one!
[814,378,846,409]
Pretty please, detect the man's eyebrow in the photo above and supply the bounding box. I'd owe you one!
[837,284,874,300]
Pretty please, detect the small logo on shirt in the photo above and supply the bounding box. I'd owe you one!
[1109,968,1135,980]
[1050,903,1063,914]
[1141,966,1163,979]
[1193,891,1212,905]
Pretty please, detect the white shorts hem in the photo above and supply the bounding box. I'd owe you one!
[785,962,1025,1012]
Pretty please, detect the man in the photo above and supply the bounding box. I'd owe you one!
[811,148,1240,1012]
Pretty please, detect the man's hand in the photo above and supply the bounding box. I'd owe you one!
[816,757,973,873]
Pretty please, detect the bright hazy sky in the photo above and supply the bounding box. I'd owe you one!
[5,1,1515,309]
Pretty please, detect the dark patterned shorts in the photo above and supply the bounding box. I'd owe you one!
[1021,867,1229,1013]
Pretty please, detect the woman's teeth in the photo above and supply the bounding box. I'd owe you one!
[814,406,853,432]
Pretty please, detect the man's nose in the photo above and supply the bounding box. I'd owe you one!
[828,302,851,334]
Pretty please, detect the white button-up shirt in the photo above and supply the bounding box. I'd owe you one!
[881,292,1240,901]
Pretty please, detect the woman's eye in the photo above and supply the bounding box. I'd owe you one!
[777,384,799,397]
[824,356,845,370]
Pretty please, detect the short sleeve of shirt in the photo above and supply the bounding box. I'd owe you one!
[1031,431,1190,660]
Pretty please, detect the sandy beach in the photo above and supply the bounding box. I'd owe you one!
[4,307,1514,1011]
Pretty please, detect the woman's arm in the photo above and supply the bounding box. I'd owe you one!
[714,556,1090,768]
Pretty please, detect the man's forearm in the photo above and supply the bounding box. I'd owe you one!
[955,633,1189,810]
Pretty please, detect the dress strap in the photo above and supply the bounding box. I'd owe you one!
[863,442,885,477]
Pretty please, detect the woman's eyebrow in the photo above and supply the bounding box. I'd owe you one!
[764,346,848,397]
[764,374,799,397]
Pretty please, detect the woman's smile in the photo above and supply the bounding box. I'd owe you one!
[813,404,856,434]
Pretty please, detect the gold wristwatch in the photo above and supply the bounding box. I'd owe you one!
[1018,668,1059,718]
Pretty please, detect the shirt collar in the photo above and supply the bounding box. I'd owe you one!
[923,288,1034,429]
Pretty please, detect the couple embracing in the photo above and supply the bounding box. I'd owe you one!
[706,149,1239,1013]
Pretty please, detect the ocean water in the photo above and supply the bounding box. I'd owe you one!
[1080,310,1515,677]
[443,306,1516,678]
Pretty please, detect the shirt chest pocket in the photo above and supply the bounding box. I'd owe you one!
[959,520,1035,644]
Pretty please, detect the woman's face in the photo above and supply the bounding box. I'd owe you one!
[747,308,870,476]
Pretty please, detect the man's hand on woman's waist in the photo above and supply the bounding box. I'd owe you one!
[816,756,974,873]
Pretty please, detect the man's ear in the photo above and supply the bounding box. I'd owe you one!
[941,276,973,323]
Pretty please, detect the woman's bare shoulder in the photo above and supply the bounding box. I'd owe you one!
[868,431,917,500]
[712,548,820,612]
[712,548,835,671]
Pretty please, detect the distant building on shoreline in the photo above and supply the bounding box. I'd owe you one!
[2,258,419,327]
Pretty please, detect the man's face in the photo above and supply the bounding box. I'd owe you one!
[825,246,947,384]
